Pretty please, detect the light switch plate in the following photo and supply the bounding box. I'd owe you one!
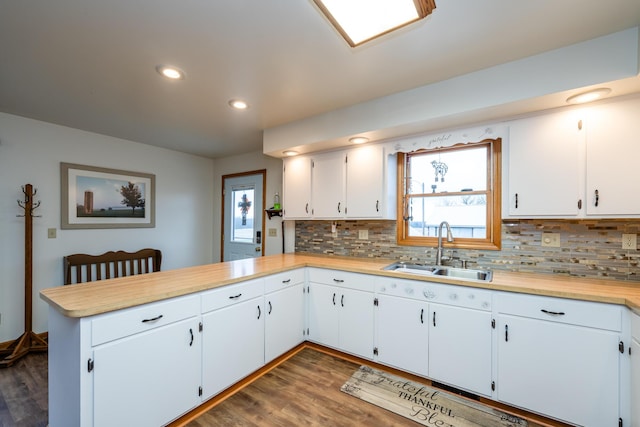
[47,228,57,239]
[541,232,560,247]
[358,229,368,240]
[268,228,277,237]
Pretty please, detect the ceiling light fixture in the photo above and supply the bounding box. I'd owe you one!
[228,99,249,110]
[313,0,436,47]
[566,88,611,104]
[156,65,185,80]
[349,136,369,144]
[282,150,299,157]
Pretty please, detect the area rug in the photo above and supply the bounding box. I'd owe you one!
[341,366,528,427]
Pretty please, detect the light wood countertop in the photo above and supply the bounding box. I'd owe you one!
[40,253,640,318]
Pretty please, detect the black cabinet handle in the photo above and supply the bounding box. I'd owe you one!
[337,202,341,213]
[142,314,163,323]
[333,279,344,283]
[376,200,379,212]
[257,305,261,319]
[515,193,518,209]
[432,311,436,327]
[341,294,344,307]
[268,301,272,315]
[420,308,424,324]
[541,309,565,316]
[594,189,599,207]
[229,293,242,299]
[282,279,291,284]
[189,328,194,347]
[505,324,509,342]
[332,293,336,305]
[305,203,309,214]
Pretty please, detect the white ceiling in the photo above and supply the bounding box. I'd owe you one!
[1,1,639,159]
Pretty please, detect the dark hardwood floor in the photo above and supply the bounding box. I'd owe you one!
[0,352,47,427]
[0,345,570,427]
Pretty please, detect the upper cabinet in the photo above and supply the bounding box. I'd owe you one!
[585,97,640,216]
[283,144,396,220]
[504,96,640,218]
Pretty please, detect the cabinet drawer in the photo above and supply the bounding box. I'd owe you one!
[633,311,640,341]
[495,292,622,331]
[308,268,374,292]
[92,295,199,346]
[265,269,305,294]
[201,278,264,313]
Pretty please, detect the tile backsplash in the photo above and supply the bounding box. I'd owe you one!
[294,219,640,281]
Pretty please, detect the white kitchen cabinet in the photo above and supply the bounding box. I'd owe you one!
[264,269,306,363]
[307,268,375,359]
[311,150,346,218]
[631,311,640,426]
[495,292,623,426]
[585,97,640,216]
[376,293,429,376]
[505,110,582,217]
[282,155,312,218]
[201,279,265,399]
[48,294,201,427]
[428,303,492,397]
[346,144,396,219]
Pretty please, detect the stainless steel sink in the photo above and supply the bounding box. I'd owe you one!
[383,262,492,282]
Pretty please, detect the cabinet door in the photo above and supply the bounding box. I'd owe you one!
[497,314,620,426]
[346,145,385,218]
[632,313,640,426]
[585,98,640,215]
[201,297,265,399]
[307,283,340,349]
[265,284,305,363]
[93,317,201,427]
[339,287,375,360]
[507,111,581,216]
[283,156,312,218]
[312,151,346,218]
[376,294,428,376]
[429,304,492,396]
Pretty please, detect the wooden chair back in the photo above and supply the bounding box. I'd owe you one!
[64,248,162,285]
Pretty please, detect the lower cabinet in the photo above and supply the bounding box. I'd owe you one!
[632,311,640,426]
[495,292,623,426]
[307,268,375,359]
[201,279,265,400]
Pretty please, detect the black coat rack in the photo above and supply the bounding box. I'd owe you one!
[0,184,48,368]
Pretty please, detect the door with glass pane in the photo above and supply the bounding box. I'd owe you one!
[222,171,265,261]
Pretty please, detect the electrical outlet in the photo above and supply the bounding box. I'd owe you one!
[541,232,560,247]
[358,229,369,240]
[47,228,57,239]
[268,228,277,237]
[622,233,637,250]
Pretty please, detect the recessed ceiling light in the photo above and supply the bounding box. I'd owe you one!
[283,150,299,156]
[156,65,185,80]
[566,88,611,104]
[228,99,249,110]
[349,136,369,144]
[313,0,436,47]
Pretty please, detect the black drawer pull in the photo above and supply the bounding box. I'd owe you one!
[142,314,163,323]
[541,309,565,316]
[333,279,344,283]
[282,279,291,284]
[229,293,242,299]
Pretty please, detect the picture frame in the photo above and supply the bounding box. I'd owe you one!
[60,162,155,229]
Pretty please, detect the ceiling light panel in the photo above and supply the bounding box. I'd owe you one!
[314,0,436,47]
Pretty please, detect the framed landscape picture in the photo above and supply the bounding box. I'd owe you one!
[61,162,155,229]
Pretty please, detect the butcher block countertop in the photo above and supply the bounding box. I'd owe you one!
[40,253,640,318]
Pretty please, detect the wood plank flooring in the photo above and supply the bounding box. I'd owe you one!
[0,345,571,427]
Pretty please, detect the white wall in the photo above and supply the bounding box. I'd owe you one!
[0,113,214,342]
[212,151,283,262]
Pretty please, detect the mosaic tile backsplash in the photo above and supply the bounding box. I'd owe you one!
[294,219,640,281]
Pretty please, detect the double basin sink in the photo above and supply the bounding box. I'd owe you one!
[383,261,492,282]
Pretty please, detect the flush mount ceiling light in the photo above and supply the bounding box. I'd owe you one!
[282,150,299,157]
[313,0,436,47]
[228,99,249,110]
[349,136,369,144]
[156,65,185,80]
[566,87,611,104]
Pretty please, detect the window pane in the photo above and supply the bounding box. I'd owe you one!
[232,188,254,243]
[408,194,487,238]
[408,147,487,194]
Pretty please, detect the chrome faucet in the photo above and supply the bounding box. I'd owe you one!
[436,221,454,266]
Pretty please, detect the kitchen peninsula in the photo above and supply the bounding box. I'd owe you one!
[41,253,640,427]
